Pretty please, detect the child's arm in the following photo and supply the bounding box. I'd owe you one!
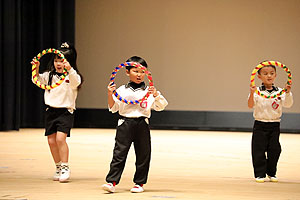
[31,58,40,78]
[148,86,168,111]
[148,86,159,97]
[31,59,48,84]
[64,61,81,89]
[108,82,116,109]
[248,84,256,108]
[283,83,293,108]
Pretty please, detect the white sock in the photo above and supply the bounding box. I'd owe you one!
[61,162,69,166]
[55,162,61,174]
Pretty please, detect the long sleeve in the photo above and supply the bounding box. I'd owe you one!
[152,92,168,111]
[32,71,49,85]
[68,68,81,89]
[282,92,293,108]
[108,94,120,113]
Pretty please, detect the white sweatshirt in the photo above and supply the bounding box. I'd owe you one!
[109,84,168,118]
[33,68,81,111]
[251,86,293,122]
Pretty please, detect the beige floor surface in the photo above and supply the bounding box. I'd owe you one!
[0,128,299,200]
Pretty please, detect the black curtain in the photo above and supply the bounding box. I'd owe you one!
[0,0,75,131]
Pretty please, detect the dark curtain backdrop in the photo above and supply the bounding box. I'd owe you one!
[0,0,75,131]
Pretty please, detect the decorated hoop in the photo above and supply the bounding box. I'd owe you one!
[110,62,153,104]
[250,61,292,98]
[32,48,68,90]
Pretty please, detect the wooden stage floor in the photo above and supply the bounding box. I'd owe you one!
[0,128,299,200]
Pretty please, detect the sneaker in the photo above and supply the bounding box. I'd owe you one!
[255,177,265,183]
[53,164,61,181]
[102,183,115,193]
[130,184,144,193]
[59,164,70,183]
[268,176,278,182]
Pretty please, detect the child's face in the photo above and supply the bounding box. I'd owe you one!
[126,67,145,84]
[258,66,276,86]
[54,57,64,73]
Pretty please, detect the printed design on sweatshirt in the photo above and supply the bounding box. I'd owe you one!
[140,100,148,109]
[272,98,280,110]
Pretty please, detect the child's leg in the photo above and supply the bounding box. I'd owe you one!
[251,121,268,178]
[47,133,61,163]
[106,119,133,184]
[266,124,281,177]
[56,131,69,163]
[56,131,70,182]
[48,133,63,181]
[133,119,151,185]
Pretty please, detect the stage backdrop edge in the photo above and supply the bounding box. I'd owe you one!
[73,109,300,133]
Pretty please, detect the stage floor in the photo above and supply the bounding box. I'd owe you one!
[0,128,299,200]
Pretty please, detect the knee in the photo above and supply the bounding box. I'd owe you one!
[56,137,66,146]
[48,137,57,147]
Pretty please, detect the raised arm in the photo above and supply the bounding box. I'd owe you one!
[283,84,293,108]
[108,82,116,109]
[248,84,256,108]
[63,61,81,89]
[149,86,168,111]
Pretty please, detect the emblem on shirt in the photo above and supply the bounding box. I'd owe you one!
[140,100,147,108]
[272,100,279,110]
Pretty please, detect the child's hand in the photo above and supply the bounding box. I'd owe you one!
[31,57,40,68]
[148,86,159,97]
[63,60,72,71]
[250,84,256,94]
[285,83,292,93]
[108,82,116,95]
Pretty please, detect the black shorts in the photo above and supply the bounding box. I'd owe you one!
[45,107,74,137]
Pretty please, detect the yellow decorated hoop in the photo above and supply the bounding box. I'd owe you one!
[32,48,68,90]
[250,61,292,98]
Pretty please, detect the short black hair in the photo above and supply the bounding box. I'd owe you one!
[58,45,77,72]
[125,56,148,71]
[257,61,276,75]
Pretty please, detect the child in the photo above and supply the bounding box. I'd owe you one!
[31,42,83,182]
[248,62,293,183]
[102,56,168,193]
